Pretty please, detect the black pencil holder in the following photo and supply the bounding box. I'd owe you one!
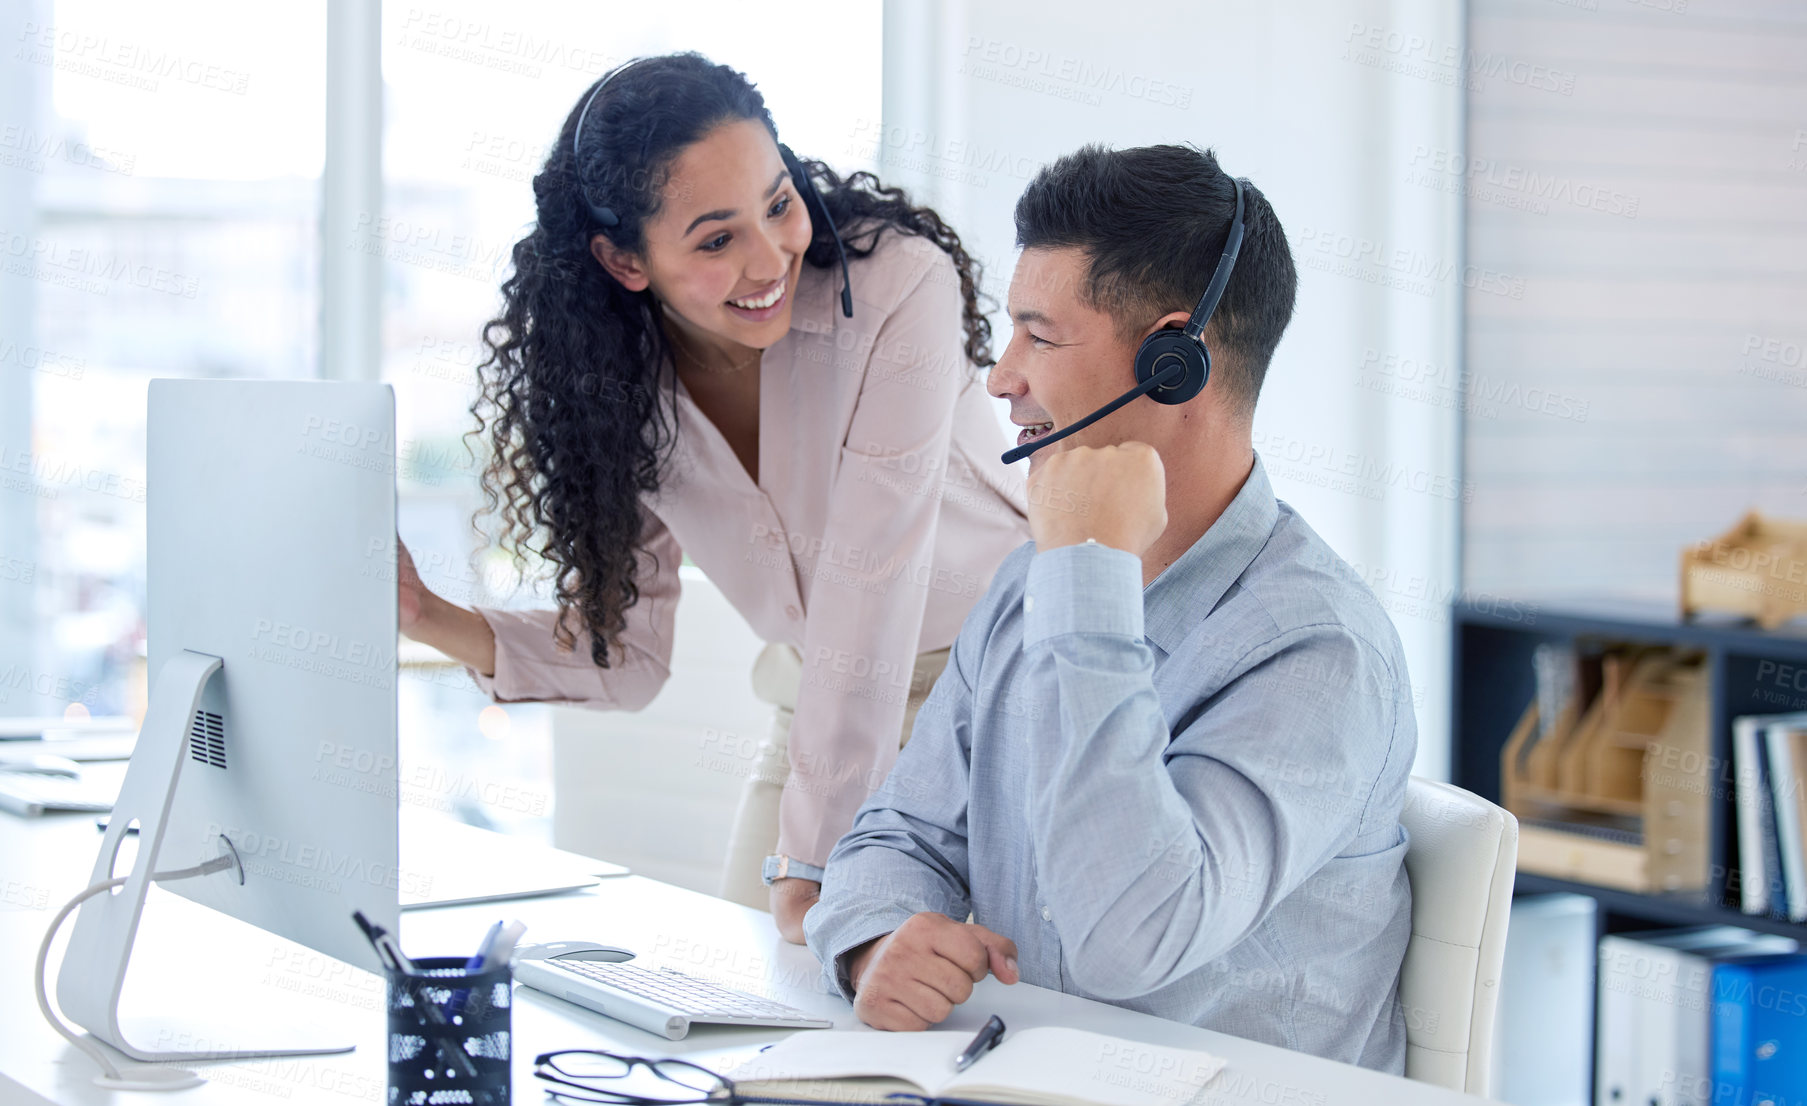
[386,956,512,1106]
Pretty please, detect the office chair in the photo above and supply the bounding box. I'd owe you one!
[1397,776,1519,1095]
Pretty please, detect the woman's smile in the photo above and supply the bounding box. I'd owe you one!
[726,275,788,321]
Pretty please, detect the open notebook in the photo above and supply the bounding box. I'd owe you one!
[726,1026,1225,1106]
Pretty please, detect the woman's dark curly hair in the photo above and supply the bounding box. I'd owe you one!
[470,53,994,667]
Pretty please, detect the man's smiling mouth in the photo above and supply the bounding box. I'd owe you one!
[1014,421,1055,446]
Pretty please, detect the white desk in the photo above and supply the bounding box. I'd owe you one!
[0,810,1490,1106]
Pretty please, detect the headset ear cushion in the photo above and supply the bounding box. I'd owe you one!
[1133,330,1210,405]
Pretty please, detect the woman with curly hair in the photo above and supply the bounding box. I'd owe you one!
[398,53,1027,942]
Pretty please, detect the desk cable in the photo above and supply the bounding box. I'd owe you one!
[34,854,239,1092]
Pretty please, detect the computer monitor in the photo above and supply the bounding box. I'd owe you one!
[55,380,401,1066]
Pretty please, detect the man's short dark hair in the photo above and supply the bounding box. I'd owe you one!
[1013,144,1297,419]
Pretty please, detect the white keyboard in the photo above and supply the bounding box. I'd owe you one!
[514,957,832,1040]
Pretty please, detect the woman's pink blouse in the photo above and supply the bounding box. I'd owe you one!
[469,230,1029,868]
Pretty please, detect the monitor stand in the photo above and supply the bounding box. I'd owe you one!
[55,650,356,1062]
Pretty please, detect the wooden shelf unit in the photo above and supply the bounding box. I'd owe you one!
[1450,598,1807,938]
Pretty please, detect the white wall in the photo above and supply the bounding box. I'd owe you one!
[878,0,1465,777]
[1463,0,1807,601]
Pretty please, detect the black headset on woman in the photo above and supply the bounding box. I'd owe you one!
[571,60,855,319]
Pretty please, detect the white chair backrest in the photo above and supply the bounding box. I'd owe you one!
[1397,777,1519,1095]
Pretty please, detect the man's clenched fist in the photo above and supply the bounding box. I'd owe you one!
[1027,442,1167,557]
[846,912,1019,1031]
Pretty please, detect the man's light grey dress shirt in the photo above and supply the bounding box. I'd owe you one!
[804,455,1416,1072]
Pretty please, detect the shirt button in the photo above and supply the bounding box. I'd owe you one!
[1024,595,1035,613]
[785,605,801,620]
[1041,906,1052,922]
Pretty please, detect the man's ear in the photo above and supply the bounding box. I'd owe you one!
[1139,310,1194,347]
[590,234,650,292]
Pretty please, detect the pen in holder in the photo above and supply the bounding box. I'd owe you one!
[386,956,512,1106]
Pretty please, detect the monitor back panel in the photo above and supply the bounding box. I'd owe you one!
[148,379,399,971]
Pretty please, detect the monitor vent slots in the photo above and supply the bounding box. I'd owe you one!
[188,710,226,769]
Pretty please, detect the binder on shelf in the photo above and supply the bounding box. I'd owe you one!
[1494,894,1594,1106]
[1733,712,1807,920]
[1734,716,1773,916]
[1787,725,1807,919]
[1711,953,1807,1106]
[1597,928,1797,1106]
[1766,722,1807,922]
[1755,725,1788,918]
[1596,933,1635,1106]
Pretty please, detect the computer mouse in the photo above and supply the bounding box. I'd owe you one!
[0,753,82,778]
[512,941,636,964]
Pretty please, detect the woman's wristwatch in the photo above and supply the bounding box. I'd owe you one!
[761,854,826,885]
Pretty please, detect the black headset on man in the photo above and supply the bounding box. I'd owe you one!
[1000,175,1247,465]
[572,61,1246,467]
[571,59,854,321]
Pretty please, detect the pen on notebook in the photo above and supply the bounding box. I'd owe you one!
[952,1014,1006,1072]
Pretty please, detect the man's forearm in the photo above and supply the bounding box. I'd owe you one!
[803,819,970,1000]
[802,845,946,1004]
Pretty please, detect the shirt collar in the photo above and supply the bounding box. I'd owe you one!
[1141,452,1279,653]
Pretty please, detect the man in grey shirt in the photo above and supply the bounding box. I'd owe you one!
[804,144,1415,1073]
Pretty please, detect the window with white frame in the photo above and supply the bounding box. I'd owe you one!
[1,0,881,839]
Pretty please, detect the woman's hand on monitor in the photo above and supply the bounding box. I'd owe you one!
[395,538,498,677]
[397,538,430,631]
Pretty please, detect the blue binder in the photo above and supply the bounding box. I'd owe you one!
[1713,954,1807,1106]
